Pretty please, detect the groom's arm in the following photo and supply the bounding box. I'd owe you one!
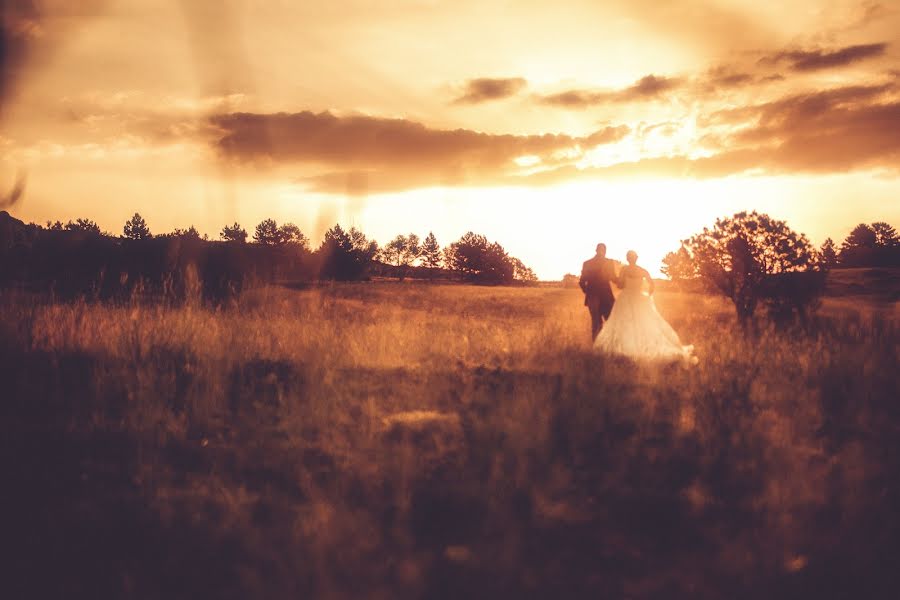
[610,260,623,289]
[579,263,589,293]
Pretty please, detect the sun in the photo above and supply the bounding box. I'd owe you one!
[528,179,708,278]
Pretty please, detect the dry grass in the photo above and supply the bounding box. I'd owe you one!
[1,283,898,599]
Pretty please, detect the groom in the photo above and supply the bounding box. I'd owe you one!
[580,243,617,341]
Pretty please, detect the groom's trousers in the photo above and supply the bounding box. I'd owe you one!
[586,292,615,341]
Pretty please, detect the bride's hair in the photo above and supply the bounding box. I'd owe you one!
[626,250,638,264]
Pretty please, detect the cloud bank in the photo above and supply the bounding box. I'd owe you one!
[760,42,888,72]
[211,110,629,192]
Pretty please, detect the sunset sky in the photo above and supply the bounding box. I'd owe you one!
[2,0,899,278]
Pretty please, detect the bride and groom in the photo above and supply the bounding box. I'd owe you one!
[580,243,694,362]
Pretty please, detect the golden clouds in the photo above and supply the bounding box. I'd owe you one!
[211,111,629,192]
[200,29,899,192]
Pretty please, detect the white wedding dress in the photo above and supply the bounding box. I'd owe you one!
[593,273,694,362]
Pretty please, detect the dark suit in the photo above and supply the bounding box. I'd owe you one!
[580,255,616,340]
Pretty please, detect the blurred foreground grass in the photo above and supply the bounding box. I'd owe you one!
[1,283,898,599]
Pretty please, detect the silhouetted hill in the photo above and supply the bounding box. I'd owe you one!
[0,210,37,249]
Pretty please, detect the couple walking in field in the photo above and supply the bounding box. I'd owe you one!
[580,243,695,363]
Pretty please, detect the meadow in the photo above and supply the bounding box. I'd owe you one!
[2,276,898,599]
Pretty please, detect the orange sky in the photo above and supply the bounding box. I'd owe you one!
[2,0,899,278]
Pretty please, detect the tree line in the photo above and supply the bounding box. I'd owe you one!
[0,210,538,302]
[121,213,537,283]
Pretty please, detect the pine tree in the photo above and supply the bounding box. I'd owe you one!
[279,223,309,249]
[820,238,838,268]
[318,224,378,280]
[871,222,899,247]
[253,219,281,245]
[840,223,876,253]
[220,222,248,243]
[444,231,524,284]
[123,212,151,240]
[65,218,102,234]
[170,226,201,240]
[421,232,442,268]
[840,223,878,266]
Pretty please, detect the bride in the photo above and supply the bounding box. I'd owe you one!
[593,250,695,362]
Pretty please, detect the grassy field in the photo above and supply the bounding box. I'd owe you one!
[2,279,898,599]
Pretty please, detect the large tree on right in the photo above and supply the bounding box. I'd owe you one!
[678,211,822,326]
